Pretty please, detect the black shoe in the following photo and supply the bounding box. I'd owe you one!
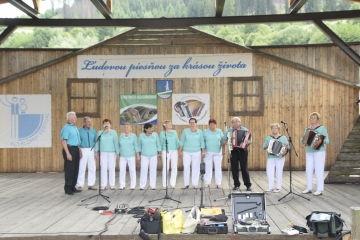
[72,189,82,193]
[65,191,74,195]
[246,187,252,191]
[233,186,239,191]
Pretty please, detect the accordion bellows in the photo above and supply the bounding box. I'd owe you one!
[267,139,288,157]
[228,129,251,150]
[302,128,325,150]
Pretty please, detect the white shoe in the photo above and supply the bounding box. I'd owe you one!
[216,185,222,189]
[273,189,281,193]
[313,191,322,196]
[265,189,273,192]
[204,184,209,187]
[302,189,312,194]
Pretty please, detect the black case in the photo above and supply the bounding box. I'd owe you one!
[196,224,228,234]
[231,192,271,234]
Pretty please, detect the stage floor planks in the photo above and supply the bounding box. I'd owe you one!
[0,171,358,239]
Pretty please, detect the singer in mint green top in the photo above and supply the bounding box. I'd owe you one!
[179,128,205,152]
[94,129,120,154]
[301,125,330,153]
[78,126,97,148]
[203,128,223,153]
[160,130,179,151]
[119,133,140,157]
[138,132,161,157]
[262,135,289,158]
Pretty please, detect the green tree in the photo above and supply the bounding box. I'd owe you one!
[270,25,310,45]
[48,32,98,48]
[30,28,57,48]
[245,32,261,46]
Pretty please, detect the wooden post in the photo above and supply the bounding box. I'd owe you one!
[351,207,360,240]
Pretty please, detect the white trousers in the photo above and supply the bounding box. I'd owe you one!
[140,156,158,188]
[162,150,178,187]
[305,151,326,191]
[203,152,223,185]
[183,151,201,187]
[100,152,116,188]
[77,148,96,187]
[119,156,136,188]
[266,157,285,190]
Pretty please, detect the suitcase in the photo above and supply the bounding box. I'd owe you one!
[231,192,271,234]
[196,222,228,234]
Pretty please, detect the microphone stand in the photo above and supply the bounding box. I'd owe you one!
[149,126,181,204]
[214,121,232,202]
[199,163,205,209]
[278,122,310,202]
[81,126,110,203]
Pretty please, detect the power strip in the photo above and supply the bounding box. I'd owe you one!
[114,204,127,214]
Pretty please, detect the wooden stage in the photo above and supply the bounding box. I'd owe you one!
[0,171,358,240]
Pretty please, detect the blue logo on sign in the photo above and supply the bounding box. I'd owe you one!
[0,96,49,146]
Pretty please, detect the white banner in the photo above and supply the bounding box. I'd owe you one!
[172,94,210,125]
[0,95,52,148]
[77,54,252,79]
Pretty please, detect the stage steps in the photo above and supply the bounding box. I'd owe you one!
[325,116,360,184]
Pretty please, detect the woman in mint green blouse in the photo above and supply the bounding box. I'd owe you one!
[160,120,180,189]
[94,119,120,190]
[138,123,161,190]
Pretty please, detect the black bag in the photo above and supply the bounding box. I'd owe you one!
[306,211,344,238]
[139,208,162,240]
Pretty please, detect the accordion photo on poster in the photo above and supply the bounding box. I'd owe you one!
[302,128,325,150]
[174,100,205,118]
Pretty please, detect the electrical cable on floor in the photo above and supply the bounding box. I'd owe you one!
[97,212,121,240]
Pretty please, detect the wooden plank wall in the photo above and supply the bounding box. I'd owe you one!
[0,29,358,173]
[254,44,360,81]
[0,49,76,79]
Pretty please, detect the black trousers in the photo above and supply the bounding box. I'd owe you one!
[230,149,251,188]
[63,146,80,193]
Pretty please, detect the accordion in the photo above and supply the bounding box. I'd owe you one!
[302,128,325,150]
[267,139,288,157]
[229,129,251,150]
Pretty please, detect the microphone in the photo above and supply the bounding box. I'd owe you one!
[200,162,206,174]
[224,121,226,125]
[281,120,287,124]
[163,123,166,129]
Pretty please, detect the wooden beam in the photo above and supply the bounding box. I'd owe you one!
[0,25,17,44]
[0,0,7,4]
[106,0,112,12]
[33,0,40,12]
[289,0,308,14]
[0,10,360,27]
[215,0,226,18]
[7,0,39,19]
[313,19,360,66]
[90,0,112,19]
[351,207,360,240]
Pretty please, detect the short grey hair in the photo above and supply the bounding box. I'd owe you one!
[66,112,76,120]
[231,117,241,123]
[270,123,280,130]
[83,116,90,123]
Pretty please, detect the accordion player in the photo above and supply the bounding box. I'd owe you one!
[302,128,326,150]
[267,139,288,157]
[230,129,251,150]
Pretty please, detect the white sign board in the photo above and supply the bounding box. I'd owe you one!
[0,95,52,148]
[77,54,253,78]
